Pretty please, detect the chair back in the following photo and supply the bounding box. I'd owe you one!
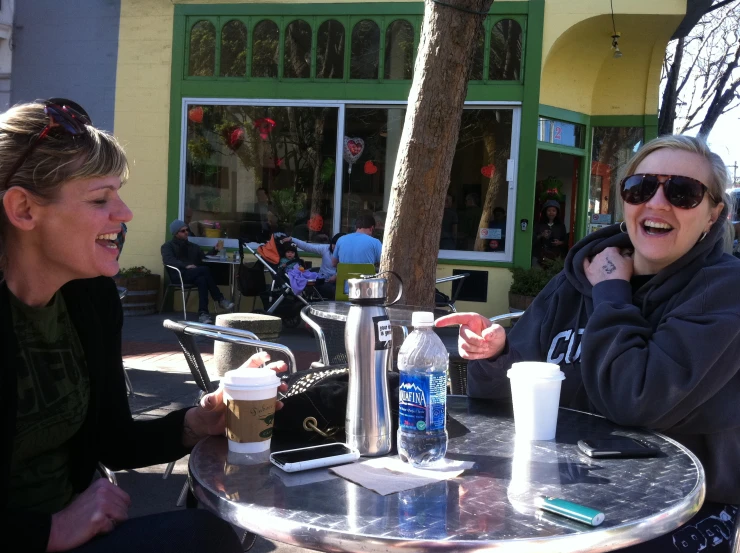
[435,272,470,312]
[163,319,217,394]
[300,306,348,366]
[237,241,267,297]
[335,263,376,301]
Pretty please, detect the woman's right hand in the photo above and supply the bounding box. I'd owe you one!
[47,479,131,552]
[435,312,506,360]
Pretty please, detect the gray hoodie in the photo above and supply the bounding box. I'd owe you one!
[468,209,740,504]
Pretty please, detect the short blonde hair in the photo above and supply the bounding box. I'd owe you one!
[0,101,129,271]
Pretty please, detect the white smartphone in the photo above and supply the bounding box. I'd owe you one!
[269,443,360,473]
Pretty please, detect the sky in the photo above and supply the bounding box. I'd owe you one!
[703,113,740,185]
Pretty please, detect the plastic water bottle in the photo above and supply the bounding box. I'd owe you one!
[397,311,449,467]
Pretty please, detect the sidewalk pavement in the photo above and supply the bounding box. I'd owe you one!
[121,311,319,552]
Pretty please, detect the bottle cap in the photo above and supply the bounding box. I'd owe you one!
[412,311,434,327]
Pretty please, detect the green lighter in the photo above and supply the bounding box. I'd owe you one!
[534,496,605,527]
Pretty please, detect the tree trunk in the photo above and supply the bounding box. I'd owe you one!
[380,0,493,306]
[658,37,684,136]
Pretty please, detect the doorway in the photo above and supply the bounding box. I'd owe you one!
[533,149,582,260]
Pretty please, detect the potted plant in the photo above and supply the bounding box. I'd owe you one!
[508,258,564,312]
[114,266,161,316]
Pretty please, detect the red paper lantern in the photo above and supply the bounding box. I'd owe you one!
[188,106,203,124]
[308,214,324,232]
[254,118,276,140]
[364,161,378,175]
[481,164,495,179]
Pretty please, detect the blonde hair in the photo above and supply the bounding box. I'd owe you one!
[0,101,129,271]
[622,135,733,251]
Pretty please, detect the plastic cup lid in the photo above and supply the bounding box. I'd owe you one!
[222,367,281,389]
[507,362,565,380]
[412,311,434,327]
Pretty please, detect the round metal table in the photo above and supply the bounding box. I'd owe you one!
[189,397,705,553]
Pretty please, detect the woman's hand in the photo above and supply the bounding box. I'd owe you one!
[47,479,131,552]
[435,312,506,361]
[181,352,289,447]
[583,247,633,286]
[281,236,293,243]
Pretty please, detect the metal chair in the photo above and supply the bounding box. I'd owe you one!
[300,305,348,367]
[732,515,739,553]
[161,319,298,508]
[159,265,198,320]
[117,287,135,397]
[448,311,525,395]
[435,272,470,312]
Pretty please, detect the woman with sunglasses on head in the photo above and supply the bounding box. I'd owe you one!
[0,101,286,553]
[438,135,739,551]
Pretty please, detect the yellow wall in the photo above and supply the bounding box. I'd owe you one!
[540,0,684,115]
[435,265,512,319]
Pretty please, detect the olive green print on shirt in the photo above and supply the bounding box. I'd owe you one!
[8,291,90,514]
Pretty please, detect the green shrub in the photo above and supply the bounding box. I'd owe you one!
[118,266,152,278]
[509,258,564,297]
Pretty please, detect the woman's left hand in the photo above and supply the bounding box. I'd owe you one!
[583,246,633,286]
[181,352,289,447]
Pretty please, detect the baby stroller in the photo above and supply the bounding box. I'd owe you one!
[240,233,324,327]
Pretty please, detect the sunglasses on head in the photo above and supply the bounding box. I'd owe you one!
[2,98,92,190]
[620,174,717,210]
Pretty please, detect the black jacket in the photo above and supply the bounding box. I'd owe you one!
[161,237,215,273]
[1,277,191,552]
[469,209,740,504]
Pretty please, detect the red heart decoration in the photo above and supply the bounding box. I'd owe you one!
[481,164,495,179]
[229,127,245,149]
[188,106,203,124]
[254,118,276,140]
[364,161,378,175]
[348,141,363,156]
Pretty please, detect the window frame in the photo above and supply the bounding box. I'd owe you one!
[179,98,521,262]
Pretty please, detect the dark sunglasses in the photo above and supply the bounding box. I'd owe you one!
[2,98,92,190]
[620,174,717,209]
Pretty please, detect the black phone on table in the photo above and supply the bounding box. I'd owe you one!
[577,437,660,458]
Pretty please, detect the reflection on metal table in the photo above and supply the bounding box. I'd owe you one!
[189,396,705,553]
[202,255,240,306]
[308,301,450,327]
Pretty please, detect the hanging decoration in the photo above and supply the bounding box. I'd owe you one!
[343,136,365,174]
[320,158,335,182]
[188,106,204,124]
[363,160,378,175]
[480,164,495,179]
[254,117,276,140]
[537,175,566,203]
[308,214,324,232]
[220,125,245,151]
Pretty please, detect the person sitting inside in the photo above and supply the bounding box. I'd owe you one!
[437,135,739,552]
[281,233,346,298]
[532,199,567,266]
[161,219,234,323]
[332,212,383,268]
[278,243,301,272]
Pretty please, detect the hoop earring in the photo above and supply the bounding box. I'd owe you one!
[699,231,707,242]
[620,221,627,234]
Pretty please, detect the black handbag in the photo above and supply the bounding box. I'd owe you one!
[274,366,399,445]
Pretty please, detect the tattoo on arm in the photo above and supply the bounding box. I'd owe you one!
[602,258,617,275]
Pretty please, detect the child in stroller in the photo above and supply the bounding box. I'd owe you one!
[240,233,324,327]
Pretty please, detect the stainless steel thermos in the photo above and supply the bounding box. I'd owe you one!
[344,275,394,456]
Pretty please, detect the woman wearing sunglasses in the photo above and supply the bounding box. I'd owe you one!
[438,135,739,551]
[0,101,286,552]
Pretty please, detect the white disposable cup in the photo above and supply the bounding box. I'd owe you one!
[507,362,565,441]
[222,367,281,453]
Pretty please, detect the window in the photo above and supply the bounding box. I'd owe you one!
[220,20,247,77]
[489,19,522,81]
[316,20,345,79]
[252,20,279,78]
[384,20,414,80]
[341,107,407,235]
[184,104,339,243]
[538,118,586,148]
[284,20,312,79]
[350,20,380,79]
[589,127,644,230]
[181,102,520,261]
[470,20,485,81]
[189,21,216,76]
